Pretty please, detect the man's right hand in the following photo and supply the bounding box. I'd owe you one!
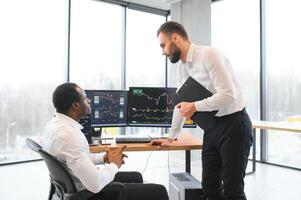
[150,138,174,146]
[106,145,127,168]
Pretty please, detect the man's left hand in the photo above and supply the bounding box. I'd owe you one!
[176,102,196,119]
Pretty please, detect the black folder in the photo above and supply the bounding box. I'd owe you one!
[172,76,218,129]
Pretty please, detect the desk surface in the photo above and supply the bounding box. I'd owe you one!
[89,133,203,153]
[252,120,301,133]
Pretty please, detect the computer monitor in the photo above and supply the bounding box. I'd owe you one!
[79,115,92,144]
[127,87,196,127]
[85,90,128,127]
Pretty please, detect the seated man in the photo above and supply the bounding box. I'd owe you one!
[42,82,168,200]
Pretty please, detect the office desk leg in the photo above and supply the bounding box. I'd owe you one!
[247,128,256,175]
[252,127,256,173]
[186,150,191,174]
[246,128,256,174]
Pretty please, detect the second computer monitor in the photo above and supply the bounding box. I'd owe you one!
[128,87,175,127]
[85,90,128,127]
[128,87,195,127]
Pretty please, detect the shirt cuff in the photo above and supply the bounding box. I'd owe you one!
[90,153,105,164]
[99,153,105,163]
[195,100,205,112]
[169,128,180,140]
[106,163,119,174]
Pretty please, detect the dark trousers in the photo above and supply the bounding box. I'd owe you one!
[202,108,253,200]
[90,172,169,200]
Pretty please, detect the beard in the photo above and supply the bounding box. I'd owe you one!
[168,42,181,63]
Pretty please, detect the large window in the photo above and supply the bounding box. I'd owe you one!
[126,9,166,88]
[0,0,67,164]
[212,0,301,169]
[125,9,166,136]
[211,0,260,120]
[266,0,301,168]
[70,2,167,136]
[70,0,123,90]
[211,0,260,162]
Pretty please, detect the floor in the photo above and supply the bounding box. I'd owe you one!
[0,151,301,200]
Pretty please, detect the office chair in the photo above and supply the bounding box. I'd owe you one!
[26,137,42,152]
[26,138,127,200]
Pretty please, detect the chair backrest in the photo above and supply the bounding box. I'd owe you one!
[26,138,125,200]
[26,138,42,152]
[26,137,78,199]
[38,149,78,194]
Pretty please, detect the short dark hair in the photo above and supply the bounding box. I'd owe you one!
[52,82,81,114]
[157,21,188,40]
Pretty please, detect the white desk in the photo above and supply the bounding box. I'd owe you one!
[90,133,202,173]
[252,120,301,133]
[251,120,301,173]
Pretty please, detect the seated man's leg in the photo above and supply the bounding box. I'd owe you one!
[88,182,127,200]
[124,183,168,200]
[114,171,143,183]
[90,183,168,200]
[90,172,168,200]
[115,172,168,200]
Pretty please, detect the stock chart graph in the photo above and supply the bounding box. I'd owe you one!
[85,90,128,127]
[128,87,177,126]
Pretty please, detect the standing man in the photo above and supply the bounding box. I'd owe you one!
[151,21,253,200]
[43,83,169,200]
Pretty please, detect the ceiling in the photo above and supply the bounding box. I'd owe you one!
[125,0,171,10]
[124,0,221,11]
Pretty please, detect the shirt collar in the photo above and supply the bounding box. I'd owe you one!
[55,112,83,130]
[185,43,196,63]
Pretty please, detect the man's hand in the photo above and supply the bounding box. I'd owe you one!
[176,102,196,119]
[150,138,174,147]
[106,145,127,168]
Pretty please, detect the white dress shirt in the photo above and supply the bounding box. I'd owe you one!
[170,43,246,139]
[42,113,118,193]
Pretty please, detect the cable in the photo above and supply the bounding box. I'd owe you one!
[141,150,153,180]
[167,150,170,175]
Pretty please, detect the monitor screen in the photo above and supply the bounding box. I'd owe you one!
[85,90,128,127]
[79,115,92,144]
[128,87,196,127]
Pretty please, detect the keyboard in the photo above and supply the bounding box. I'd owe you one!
[115,136,166,143]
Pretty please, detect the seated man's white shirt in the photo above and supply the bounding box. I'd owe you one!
[42,113,118,193]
